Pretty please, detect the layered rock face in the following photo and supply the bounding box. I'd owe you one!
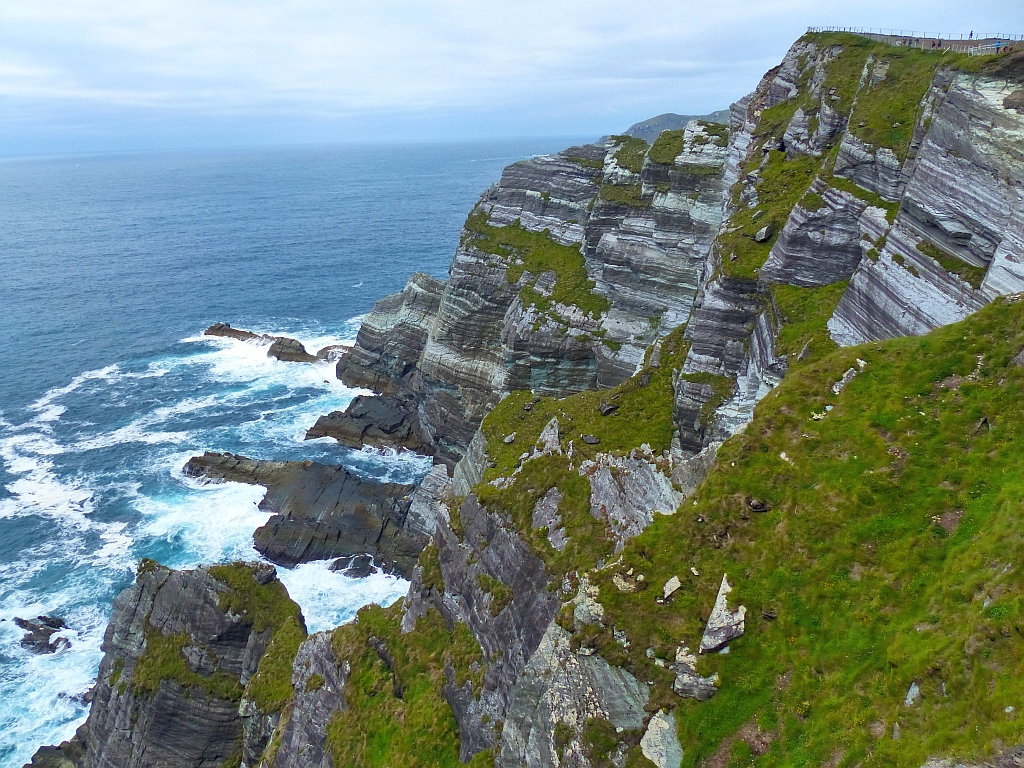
[182,452,435,575]
[27,562,305,768]
[332,124,730,466]
[829,69,1024,344]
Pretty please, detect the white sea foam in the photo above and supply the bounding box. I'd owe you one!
[0,317,429,764]
[276,560,409,634]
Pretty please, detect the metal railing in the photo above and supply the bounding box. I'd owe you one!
[806,26,1023,42]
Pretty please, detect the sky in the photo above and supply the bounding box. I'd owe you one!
[0,0,1020,156]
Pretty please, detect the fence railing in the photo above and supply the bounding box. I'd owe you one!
[806,26,1024,42]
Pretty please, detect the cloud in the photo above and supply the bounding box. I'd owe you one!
[0,0,1020,153]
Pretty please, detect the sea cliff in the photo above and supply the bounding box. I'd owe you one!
[28,31,1024,768]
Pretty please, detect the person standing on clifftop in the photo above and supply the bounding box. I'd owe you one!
[970,31,973,39]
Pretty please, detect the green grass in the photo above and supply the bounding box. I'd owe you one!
[696,120,730,147]
[133,626,244,701]
[593,296,1024,767]
[246,616,306,713]
[565,155,605,170]
[131,563,305,710]
[848,47,943,161]
[649,130,686,165]
[771,282,847,367]
[476,572,513,616]
[825,174,900,221]
[473,325,690,574]
[720,151,822,279]
[916,240,988,289]
[611,135,649,173]
[801,192,826,212]
[463,208,609,318]
[600,183,652,209]
[328,602,492,768]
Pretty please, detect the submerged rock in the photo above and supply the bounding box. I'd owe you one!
[15,616,69,654]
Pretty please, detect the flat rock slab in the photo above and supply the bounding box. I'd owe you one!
[182,452,428,575]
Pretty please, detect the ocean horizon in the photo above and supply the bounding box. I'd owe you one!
[0,137,587,767]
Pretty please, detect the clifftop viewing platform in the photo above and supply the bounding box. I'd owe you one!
[807,26,1021,55]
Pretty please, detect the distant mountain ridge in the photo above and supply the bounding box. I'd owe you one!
[624,109,731,142]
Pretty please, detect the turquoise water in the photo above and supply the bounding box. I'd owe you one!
[0,138,584,766]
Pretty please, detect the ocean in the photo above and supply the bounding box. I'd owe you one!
[0,138,585,767]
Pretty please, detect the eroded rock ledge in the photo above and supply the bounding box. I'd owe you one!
[182,452,436,575]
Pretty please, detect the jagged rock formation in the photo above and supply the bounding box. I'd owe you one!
[27,562,305,768]
[182,452,435,575]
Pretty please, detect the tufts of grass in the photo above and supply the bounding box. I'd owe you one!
[328,602,492,768]
[825,174,900,221]
[649,130,686,165]
[476,572,513,616]
[133,626,243,701]
[246,615,306,713]
[801,192,826,212]
[600,183,653,209]
[771,282,847,367]
[916,240,988,290]
[611,135,650,173]
[720,152,822,279]
[848,48,943,161]
[463,208,609,318]
[131,563,305,710]
[565,155,605,170]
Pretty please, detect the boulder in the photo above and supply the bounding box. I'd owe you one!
[267,337,317,363]
[699,575,747,653]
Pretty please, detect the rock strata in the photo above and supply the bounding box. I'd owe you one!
[182,452,434,575]
[27,561,305,768]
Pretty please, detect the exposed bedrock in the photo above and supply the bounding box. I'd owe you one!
[827,220,988,345]
[403,488,564,762]
[304,393,431,457]
[333,127,730,465]
[269,631,348,768]
[182,452,438,575]
[759,179,872,287]
[26,562,304,768]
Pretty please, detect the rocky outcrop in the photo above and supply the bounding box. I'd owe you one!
[204,323,271,342]
[759,180,873,287]
[828,69,1024,345]
[269,631,348,768]
[27,562,305,768]
[182,452,436,575]
[266,337,317,363]
[15,615,70,654]
[304,393,431,457]
[579,447,682,549]
[499,623,649,768]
